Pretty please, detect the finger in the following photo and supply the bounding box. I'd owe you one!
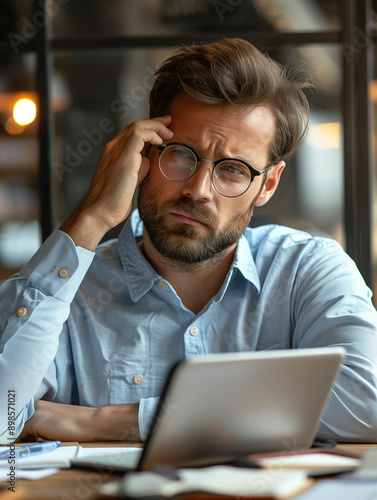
[152,114,173,125]
[103,119,172,168]
[124,118,173,146]
[114,126,170,163]
[111,115,173,146]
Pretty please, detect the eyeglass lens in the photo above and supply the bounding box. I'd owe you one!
[159,145,252,197]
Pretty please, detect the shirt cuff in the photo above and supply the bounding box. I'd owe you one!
[19,229,94,302]
[138,396,159,441]
[0,399,34,445]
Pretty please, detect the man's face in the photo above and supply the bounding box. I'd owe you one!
[138,94,284,265]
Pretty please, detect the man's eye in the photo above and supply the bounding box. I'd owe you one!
[173,148,193,160]
[217,163,247,177]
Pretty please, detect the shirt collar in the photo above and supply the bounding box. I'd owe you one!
[232,232,261,293]
[117,210,261,302]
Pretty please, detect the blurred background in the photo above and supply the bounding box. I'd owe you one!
[0,0,376,303]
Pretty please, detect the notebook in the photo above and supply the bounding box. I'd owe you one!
[71,347,345,472]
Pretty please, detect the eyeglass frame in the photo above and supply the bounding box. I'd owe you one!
[153,142,273,198]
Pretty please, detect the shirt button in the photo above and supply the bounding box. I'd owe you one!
[190,326,199,336]
[59,267,69,278]
[134,375,143,385]
[17,307,27,317]
[159,282,166,290]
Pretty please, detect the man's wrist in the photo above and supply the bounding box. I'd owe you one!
[60,209,110,252]
[93,404,141,442]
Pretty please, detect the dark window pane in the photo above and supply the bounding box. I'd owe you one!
[51,0,341,38]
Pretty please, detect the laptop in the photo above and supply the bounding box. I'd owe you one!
[71,347,345,472]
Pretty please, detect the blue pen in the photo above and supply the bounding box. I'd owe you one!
[0,441,61,460]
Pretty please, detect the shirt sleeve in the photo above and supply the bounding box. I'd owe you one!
[291,237,377,442]
[138,396,160,441]
[0,230,94,443]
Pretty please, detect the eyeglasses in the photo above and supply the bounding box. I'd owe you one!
[154,143,271,198]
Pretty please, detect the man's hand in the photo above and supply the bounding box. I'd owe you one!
[60,115,173,251]
[21,400,141,442]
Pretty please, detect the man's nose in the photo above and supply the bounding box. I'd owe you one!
[181,160,214,201]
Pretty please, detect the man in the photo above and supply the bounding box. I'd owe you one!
[1,38,377,444]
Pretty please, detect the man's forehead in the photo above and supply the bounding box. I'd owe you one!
[168,95,275,158]
[169,94,273,118]
[169,96,274,131]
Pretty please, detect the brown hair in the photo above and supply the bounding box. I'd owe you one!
[149,38,314,164]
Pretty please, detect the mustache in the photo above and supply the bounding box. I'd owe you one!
[163,198,218,226]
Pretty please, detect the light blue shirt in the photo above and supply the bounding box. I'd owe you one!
[1,210,377,444]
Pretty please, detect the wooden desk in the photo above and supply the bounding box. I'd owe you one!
[0,442,141,500]
[0,443,376,500]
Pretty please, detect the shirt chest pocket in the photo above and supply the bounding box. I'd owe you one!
[108,359,150,404]
[104,306,184,404]
[107,330,152,404]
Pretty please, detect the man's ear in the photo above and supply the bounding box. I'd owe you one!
[255,161,285,207]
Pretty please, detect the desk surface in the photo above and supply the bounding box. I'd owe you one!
[0,442,376,500]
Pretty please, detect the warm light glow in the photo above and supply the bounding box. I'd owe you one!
[307,122,340,149]
[5,116,24,135]
[13,98,37,126]
[370,80,377,103]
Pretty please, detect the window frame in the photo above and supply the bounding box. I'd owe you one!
[34,0,374,290]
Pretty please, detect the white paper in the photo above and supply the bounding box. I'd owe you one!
[0,446,79,469]
[77,446,141,457]
[0,467,59,481]
[72,446,143,470]
[259,453,360,468]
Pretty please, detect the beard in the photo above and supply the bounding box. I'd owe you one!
[137,177,261,265]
